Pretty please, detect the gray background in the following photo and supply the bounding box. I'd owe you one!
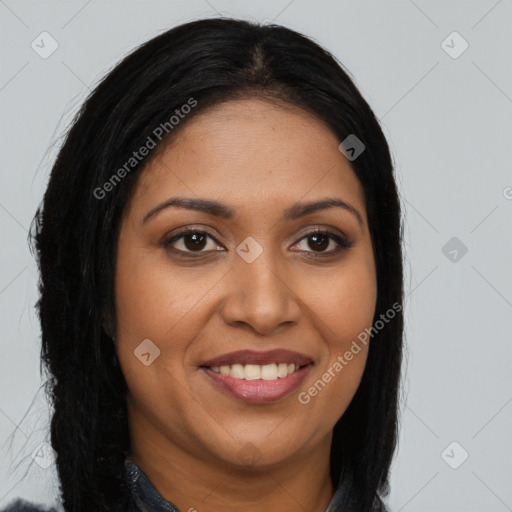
[1,1,511,511]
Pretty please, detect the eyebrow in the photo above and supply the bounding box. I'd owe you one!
[142,196,363,226]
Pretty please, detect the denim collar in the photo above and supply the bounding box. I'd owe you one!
[123,461,370,512]
[124,461,180,512]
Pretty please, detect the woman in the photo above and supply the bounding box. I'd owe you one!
[3,16,403,512]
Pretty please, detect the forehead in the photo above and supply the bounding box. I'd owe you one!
[129,97,366,220]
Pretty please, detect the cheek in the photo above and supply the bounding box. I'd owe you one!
[328,274,377,345]
[296,253,376,414]
[113,250,192,422]
[308,253,377,350]
[328,259,376,379]
[113,244,221,390]
[113,244,178,386]
[114,245,199,341]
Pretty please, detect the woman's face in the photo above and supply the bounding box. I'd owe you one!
[115,97,377,470]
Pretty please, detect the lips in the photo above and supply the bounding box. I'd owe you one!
[200,349,313,368]
[202,364,312,403]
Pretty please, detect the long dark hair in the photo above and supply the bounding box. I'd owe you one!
[29,17,404,512]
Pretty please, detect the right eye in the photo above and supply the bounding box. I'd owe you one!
[162,228,225,256]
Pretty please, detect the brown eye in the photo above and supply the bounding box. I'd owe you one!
[163,229,224,255]
[182,232,207,251]
[293,229,353,255]
[163,227,352,258]
[307,233,330,252]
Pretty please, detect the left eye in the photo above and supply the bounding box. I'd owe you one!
[292,230,352,254]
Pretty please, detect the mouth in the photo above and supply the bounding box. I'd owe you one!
[199,349,314,403]
[200,348,313,368]
[204,361,310,380]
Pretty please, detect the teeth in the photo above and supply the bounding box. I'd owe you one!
[277,363,288,378]
[210,362,300,380]
[244,364,261,380]
[261,363,277,380]
[231,364,245,379]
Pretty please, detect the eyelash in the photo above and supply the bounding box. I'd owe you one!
[162,227,353,258]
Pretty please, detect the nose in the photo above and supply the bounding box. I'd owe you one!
[219,249,302,336]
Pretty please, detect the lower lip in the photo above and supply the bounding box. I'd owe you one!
[201,365,312,404]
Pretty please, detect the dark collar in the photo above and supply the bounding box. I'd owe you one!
[124,461,180,511]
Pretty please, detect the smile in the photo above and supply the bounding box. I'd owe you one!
[209,362,303,380]
[201,363,313,404]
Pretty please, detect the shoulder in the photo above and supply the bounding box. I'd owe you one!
[0,499,59,512]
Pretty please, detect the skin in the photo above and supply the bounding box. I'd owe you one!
[114,97,377,512]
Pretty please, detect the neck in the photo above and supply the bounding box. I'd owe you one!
[128,414,334,512]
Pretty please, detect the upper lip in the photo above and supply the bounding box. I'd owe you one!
[200,349,313,368]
